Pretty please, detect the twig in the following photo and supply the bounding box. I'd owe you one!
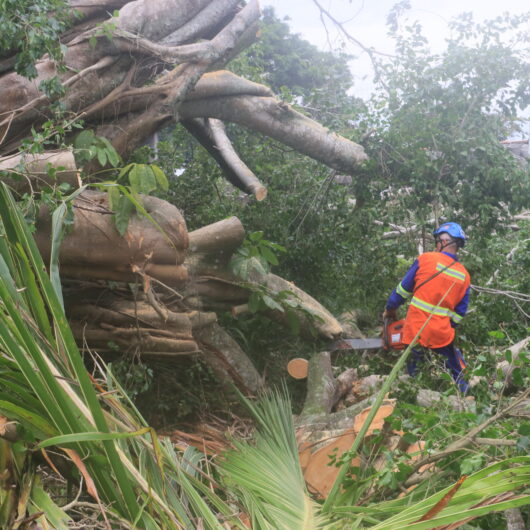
[61,477,84,511]
[474,437,517,447]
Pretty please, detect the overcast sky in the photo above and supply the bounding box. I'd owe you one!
[263,0,530,101]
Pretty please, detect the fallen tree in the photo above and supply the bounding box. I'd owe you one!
[0,0,370,393]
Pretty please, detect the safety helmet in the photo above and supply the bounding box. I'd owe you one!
[433,222,466,247]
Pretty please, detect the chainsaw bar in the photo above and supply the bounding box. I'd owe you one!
[330,338,384,351]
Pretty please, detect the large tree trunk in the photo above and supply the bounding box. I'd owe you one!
[39,189,344,393]
[0,0,369,394]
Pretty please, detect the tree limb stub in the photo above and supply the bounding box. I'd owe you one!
[299,351,340,418]
[183,117,267,200]
[185,216,246,277]
[180,95,368,173]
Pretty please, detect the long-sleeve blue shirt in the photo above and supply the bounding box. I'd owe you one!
[386,251,470,326]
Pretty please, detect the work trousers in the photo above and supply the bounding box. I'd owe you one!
[406,343,469,393]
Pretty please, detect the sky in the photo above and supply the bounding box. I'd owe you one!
[263,0,530,102]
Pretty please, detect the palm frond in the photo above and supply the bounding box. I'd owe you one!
[0,183,232,528]
[219,389,327,529]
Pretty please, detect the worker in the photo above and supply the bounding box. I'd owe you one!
[383,222,471,393]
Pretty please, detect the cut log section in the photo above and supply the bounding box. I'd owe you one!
[297,399,397,499]
[287,358,309,379]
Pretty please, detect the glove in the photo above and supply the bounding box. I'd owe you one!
[383,308,397,321]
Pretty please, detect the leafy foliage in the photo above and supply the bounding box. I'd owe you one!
[73,129,121,169]
[0,0,71,79]
[361,8,530,238]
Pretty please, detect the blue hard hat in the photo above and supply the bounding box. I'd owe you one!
[433,222,466,246]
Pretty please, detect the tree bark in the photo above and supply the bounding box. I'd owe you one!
[1,1,367,186]
[36,190,189,286]
[179,95,368,173]
[194,322,264,394]
[0,150,78,194]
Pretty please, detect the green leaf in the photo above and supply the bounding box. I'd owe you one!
[107,186,121,211]
[261,246,279,266]
[114,195,133,236]
[264,241,287,253]
[37,427,151,448]
[105,144,120,167]
[401,432,418,445]
[29,480,70,530]
[262,295,284,312]
[97,148,107,167]
[128,164,157,194]
[73,130,95,149]
[151,164,169,191]
[518,424,530,436]
[0,400,57,440]
[128,165,141,192]
[49,202,68,308]
[488,330,505,339]
[460,453,484,474]
[118,163,134,181]
[139,165,157,193]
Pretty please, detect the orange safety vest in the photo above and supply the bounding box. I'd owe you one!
[402,252,470,348]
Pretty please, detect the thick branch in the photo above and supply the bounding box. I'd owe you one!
[185,216,245,276]
[299,351,339,419]
[160,0,242,46]
[264,273,343,339]
[186,70,274,100]
[0,150,78,193]
[194,322,264,394]
[183,118,267,200]
[110,0,260,64]
[180,95,368,173]
[115,0,212,42]
[97,1,261,159]
[36,190,189,286]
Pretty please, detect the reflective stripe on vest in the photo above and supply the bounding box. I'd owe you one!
[396,282,412,299]
[410,295,461,322]
[436,263,466,282]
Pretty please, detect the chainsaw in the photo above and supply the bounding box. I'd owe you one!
[330,318,406,352]
[286,319,407,379]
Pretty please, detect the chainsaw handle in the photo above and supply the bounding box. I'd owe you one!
[382,316,393,350]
